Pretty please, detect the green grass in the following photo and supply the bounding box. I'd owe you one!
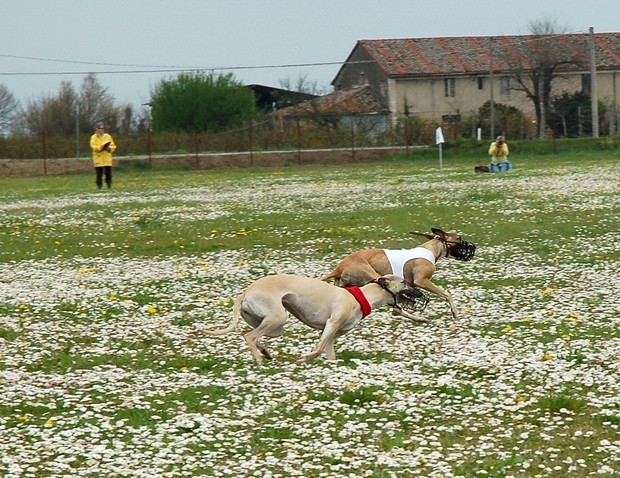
[1,145,619,477]
[0,147,615,260]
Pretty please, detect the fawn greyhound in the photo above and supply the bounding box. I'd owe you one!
[320,228,476,319]
[203,274,425,364]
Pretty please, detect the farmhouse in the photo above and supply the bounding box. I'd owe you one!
[331,32,620,136]
[246,84,317,112]
[271,84,390,134]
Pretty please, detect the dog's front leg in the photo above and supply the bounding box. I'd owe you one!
[323,340,336,360]
[416,278,458,319]
[298,318,341,362]
[392,307,429,323]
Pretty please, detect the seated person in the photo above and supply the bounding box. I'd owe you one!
[488,135,512,172]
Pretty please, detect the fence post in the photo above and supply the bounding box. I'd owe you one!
[296,119,301,165]
[404,118,409,156]
[249,120,254,167]
[41,131,48,175]
[194,129,199,170]
[147,129,153,169]
[351,123,356,162]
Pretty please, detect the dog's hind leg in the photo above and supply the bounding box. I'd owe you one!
[240,298,288,365]
[242,330,272,364]
[339,263,381,287]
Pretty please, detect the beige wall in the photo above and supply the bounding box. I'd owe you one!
[390,70,619,122]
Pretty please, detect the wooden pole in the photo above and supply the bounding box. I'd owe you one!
[589,27,599,138]
[41,132,47,175]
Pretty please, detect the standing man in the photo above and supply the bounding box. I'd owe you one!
[90,122,117,189]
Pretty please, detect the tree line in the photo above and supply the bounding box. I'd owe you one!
[0,71,260,139]
[0,18,615,143]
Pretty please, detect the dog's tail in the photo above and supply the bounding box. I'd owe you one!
[319,270,340,283]
[202,293,244,336]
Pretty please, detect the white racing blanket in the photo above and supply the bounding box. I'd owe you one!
[384,247,436,278]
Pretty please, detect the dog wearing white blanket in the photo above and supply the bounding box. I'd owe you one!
[320,228,476,320]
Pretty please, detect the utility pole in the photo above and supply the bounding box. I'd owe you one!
[75,102,80,159]
[538,74,545,139]
[489,37,495,140]
[589,26,599,138]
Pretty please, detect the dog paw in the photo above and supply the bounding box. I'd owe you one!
[297,352,319,362]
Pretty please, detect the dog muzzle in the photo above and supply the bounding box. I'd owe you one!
[396,287,430,313]
[450,241,476,261]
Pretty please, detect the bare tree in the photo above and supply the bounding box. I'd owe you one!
[506,18,585,138]
[79,73,119,131]
[278,73,327,95]
[15,81,78,136]
[12,74,123,136]
[0,84,18,135]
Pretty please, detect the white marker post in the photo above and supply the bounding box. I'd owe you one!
[435,127,445,169]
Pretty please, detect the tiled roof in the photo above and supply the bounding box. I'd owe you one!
[272,85,387,117]
[246,84,316,110]
[353,32,620,77]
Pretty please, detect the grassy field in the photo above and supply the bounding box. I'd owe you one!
[0,149,619,477]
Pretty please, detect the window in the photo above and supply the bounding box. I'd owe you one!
[477,77,485,90]
[444,78,456,97]
[442,114,462,124]
[581,74,591,95]
[500,76,511,95]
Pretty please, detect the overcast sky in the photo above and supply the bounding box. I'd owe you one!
[1,0,617,110]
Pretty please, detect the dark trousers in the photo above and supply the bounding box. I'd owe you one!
[95,166,112,188]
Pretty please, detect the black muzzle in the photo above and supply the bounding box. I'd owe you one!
[450,241,476,261]
[396,287,430,313]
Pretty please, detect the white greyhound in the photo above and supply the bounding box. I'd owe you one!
[203,274,425,364]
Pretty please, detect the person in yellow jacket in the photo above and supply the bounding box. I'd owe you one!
[90,122,117,189]
[488,135,512,172]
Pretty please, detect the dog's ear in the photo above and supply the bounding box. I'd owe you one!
[376,277,389,288]
[410,231,436,240]
[431,227,446,238]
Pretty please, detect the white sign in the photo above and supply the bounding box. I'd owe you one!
[435,127,445,145]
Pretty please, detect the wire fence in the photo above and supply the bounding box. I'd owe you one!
[0,118,424,161]
[0,108,614,161]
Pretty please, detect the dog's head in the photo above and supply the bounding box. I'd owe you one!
[375,275,429,312]
[411,227,476,262]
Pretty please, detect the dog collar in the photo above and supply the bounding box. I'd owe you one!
[345,287,372,318]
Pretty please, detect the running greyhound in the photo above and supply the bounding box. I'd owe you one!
[320,228,476,319]
[203,274,425,364]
